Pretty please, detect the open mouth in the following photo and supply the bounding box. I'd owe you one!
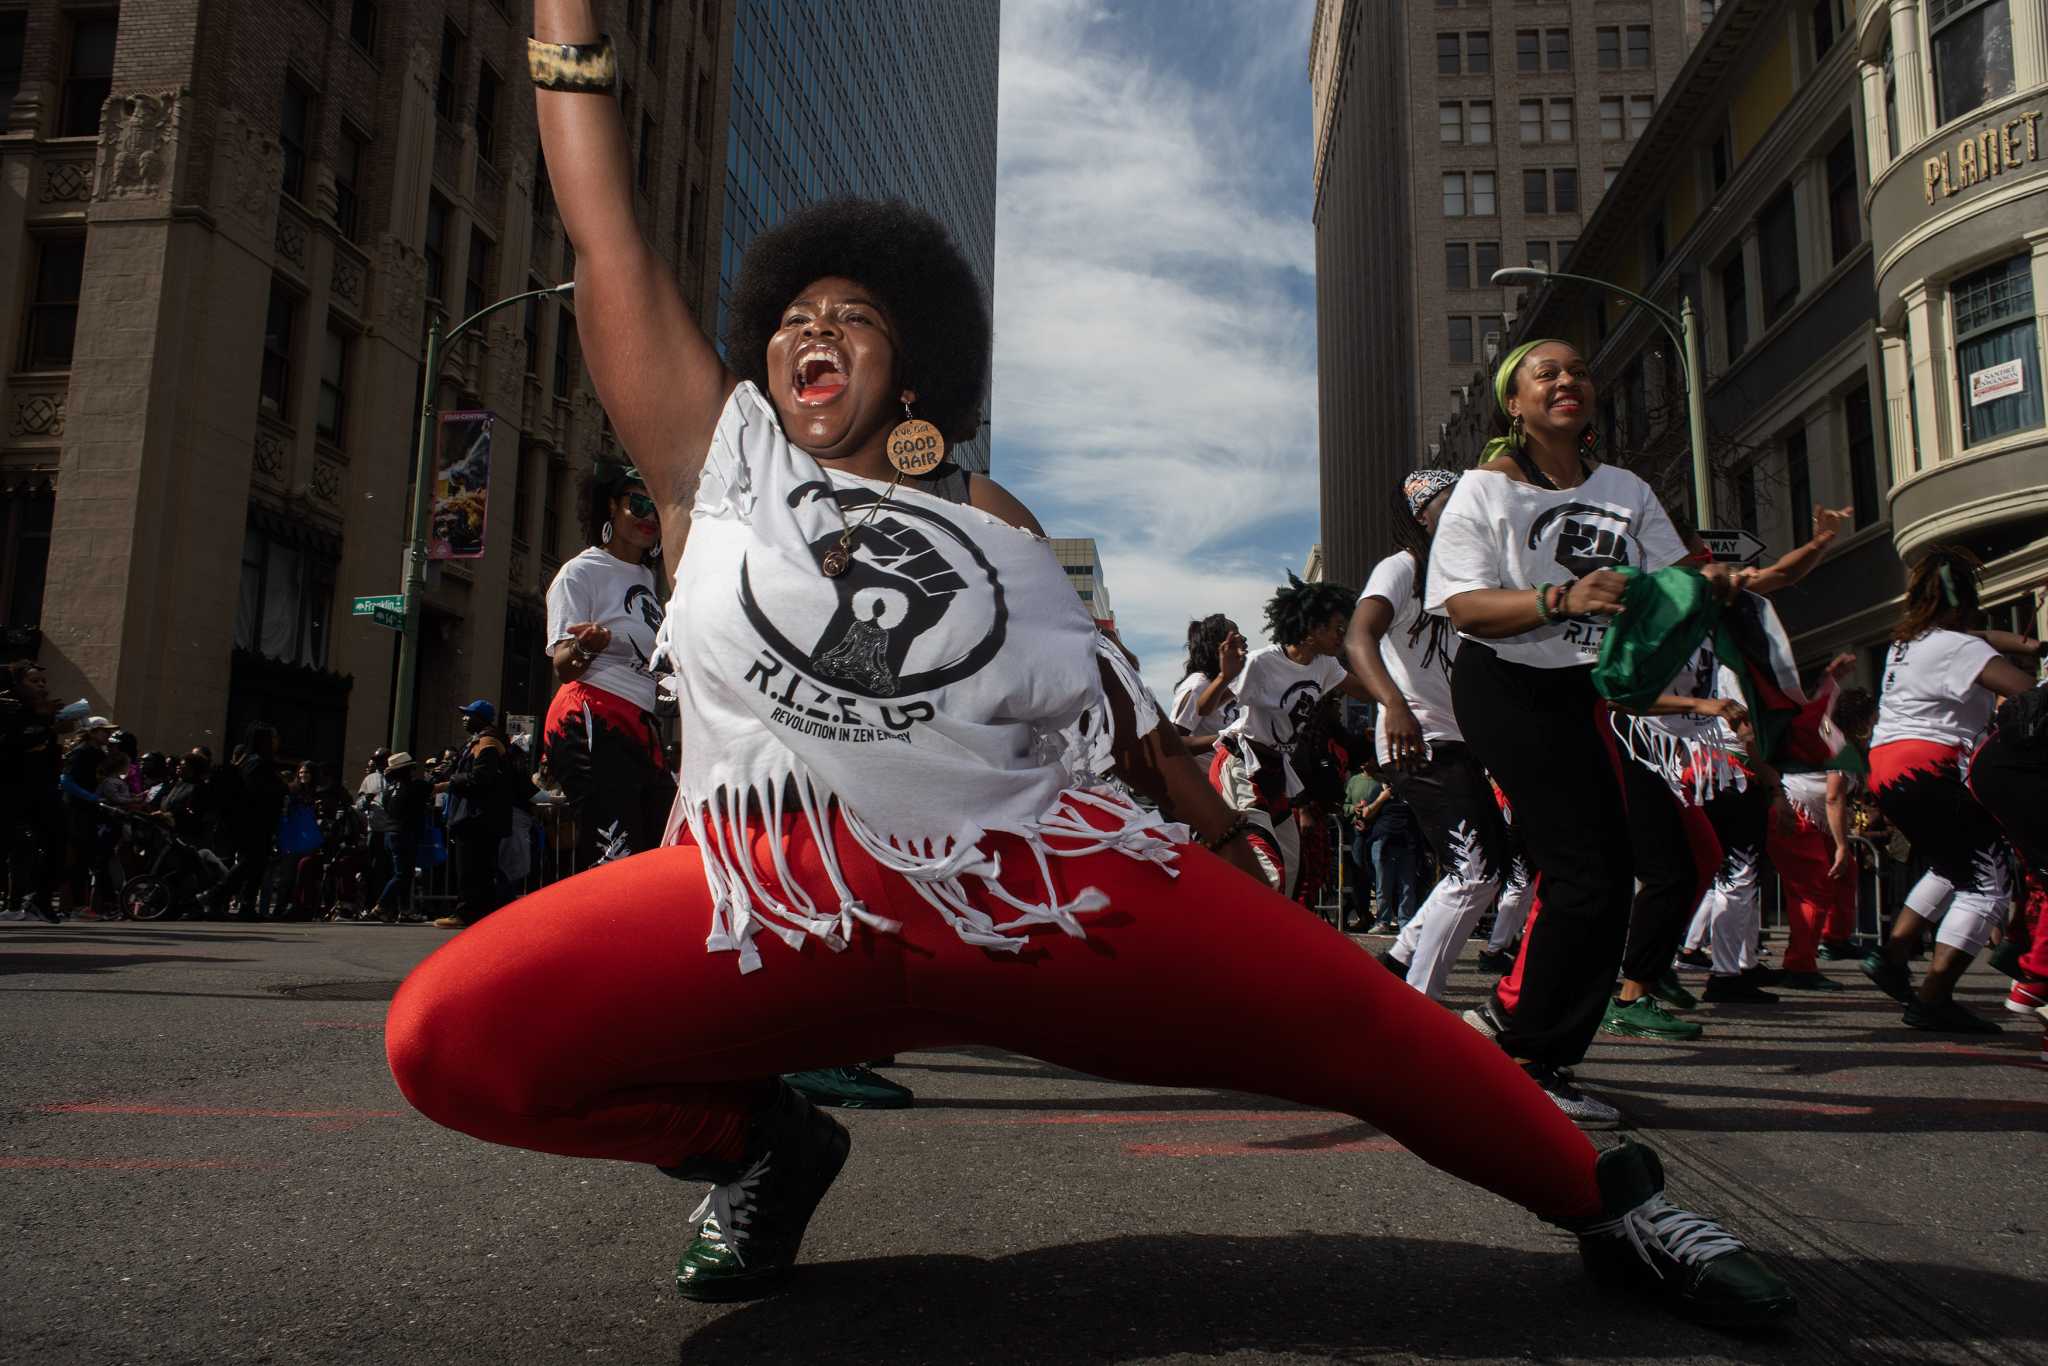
[1551,394,1583,413]
[793,346,849,405]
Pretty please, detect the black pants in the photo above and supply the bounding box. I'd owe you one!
[1701,781,1774,971]
[452,830,504,924]
[211,832,274,913]
[1390,742,1512,892]
[1453,644,1632,1067]
[1970,724,2047,880]
[1617,751,1703,985]
[545,694,675,872]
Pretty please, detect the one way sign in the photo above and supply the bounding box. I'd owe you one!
[1697,527,1766,566]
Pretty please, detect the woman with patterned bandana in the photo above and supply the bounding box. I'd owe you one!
[384,9,1795,1331]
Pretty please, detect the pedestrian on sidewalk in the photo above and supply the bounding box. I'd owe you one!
[437,701,513,929]
[373,752,431,923]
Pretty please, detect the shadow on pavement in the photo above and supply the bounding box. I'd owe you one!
[0,952,252,976]
[677,1232,2046,1363]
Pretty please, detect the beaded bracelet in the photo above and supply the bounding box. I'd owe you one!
[1535,582,1557,624]
[1201,813,1256,853]
[529,34,618,93]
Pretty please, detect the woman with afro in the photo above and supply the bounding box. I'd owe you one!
[384,1,1793,1330]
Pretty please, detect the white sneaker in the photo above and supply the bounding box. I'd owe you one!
[1523,1063,1622,1129]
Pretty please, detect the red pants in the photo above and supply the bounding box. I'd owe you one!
[387,805,1602,1219]
[1766,817,1856,973]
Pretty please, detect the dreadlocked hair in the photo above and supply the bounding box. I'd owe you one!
[1834,686,1878,740]
[1181,613,1235,682]
[1263,572,1359,648]
[1895,544,1983,642]
[1387,487,1455,673]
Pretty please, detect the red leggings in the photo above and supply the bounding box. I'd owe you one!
[385,807,1602,1219]
[1766,818,1857,973]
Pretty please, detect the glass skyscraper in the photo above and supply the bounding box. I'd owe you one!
[719,0,1000,471]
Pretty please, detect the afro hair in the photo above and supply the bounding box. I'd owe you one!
[1263,572,1359,648]
[723,197,992,444]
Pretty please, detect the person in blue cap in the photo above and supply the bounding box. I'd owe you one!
[437,700,513,929]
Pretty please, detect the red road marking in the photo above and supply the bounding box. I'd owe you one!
[38,1103,404,1120]
[1777,1102,1875,1116]
[1913,1041,2048,1070]
[305,1020,381,1030]
[0,1156,268,1170]
[935,1110,1336,1128]
[1125,1139,1402,1158]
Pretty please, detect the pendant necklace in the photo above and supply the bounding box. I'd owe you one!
[819,405,948,579]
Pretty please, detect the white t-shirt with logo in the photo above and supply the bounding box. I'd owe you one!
[545,547,666,713]
[1171,671,1241,739]
[1362,550,1460,764]
[1424,464,1689,669]
[1870,629,2000,751]
[1219,646,1346,797]
[1781,771,1832,829]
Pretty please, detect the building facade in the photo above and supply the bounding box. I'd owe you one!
[1048,536,1113,632]
[1858,0,2048,634]
[1,0,1001,771]
[714,0,998,472]
[1310,0,1711,588]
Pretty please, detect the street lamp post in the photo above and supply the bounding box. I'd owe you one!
[1490,267,1711,530]
[389,280,576,753]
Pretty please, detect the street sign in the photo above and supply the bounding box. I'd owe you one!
[1697,527,1766,566]
[352,593,404,616]
[367,605,405,631]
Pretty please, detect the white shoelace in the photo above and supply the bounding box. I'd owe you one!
[687,1151,774,1268]
[1597,1194,1747,1278]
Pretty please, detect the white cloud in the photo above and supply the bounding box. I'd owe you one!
[990,0,1321,702]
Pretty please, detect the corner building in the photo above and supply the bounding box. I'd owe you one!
[1309,0,1709,588]
[715,0,998,472]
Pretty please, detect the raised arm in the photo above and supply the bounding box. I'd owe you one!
[534,1,734,542]
[1738,505,1853,596]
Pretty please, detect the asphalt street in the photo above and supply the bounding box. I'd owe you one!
[3,915,2044,1366]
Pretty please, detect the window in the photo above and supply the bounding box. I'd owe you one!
[1596,27,1620,69]
[60,13,117,138]
[1443,172,1467,217]
[1465,31,1490,74]
[1758,187,1800,323]
[1826,134,1860,263]
[1811,0,1837,58]
[1520,99,1543,144]
[236,526,334,669]
[1517,29,1539,72]
[316,323,349,443]
[475,63,500,162]
[646,0,662,54]
[1737,465,1759,534]
[1626,361,1649,449]
[1470,101,1492,144]
[1604,166,1621,191]
[1526,240,1551,270]
[553,310,575,398]
[1546,29,1571,70]
[512,441,536,542]
[1646,212,1667,269]
[1440,102,1463,144]
[1446,242,1470,290]
[1625,25,1651,67]
[334,127,365,241]
[1701,0,1720,23]
[424,195,449,303]
[1449,317,1475,364]
[1952,253,2043,447]
[280,78,313,200]
[686,181,706,261]
[1556,237,1576,263]
[1472,172,1496,214]
[1524,168,1548,213]
[0,480,54,631]
[1930,0,2014,126]
[1475,240,1500,281]
[1438,32,1461,74]
[435,22,463,122]
[1600,95,1623,140]
[1785,429,1811,543]
[1844,383,1881,525]
[260,280,298,418]
[542,458,564,556]
[1720,249,1750,358]
[0,12,26,126]
[1627,94,1653,139]
[532,141,554,228]
[349,0,379,51]
[522,285,541,377]
[464,228,491,320]
[21,238,85,370]
[1549,98,1572,143]
[638,112,655,190]
[1710,130,1732,189]
[1554,168,1578,212]
[1882,35,1900,159]
[695,71,713,148]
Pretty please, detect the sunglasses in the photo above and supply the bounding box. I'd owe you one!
[622,491,657,518]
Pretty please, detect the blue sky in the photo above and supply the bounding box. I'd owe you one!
[988,0,1320,699]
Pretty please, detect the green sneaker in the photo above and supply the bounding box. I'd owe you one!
[1560,1141,1796,1328]
[1860,951,1914,1005]
[1779,970,1844,991]
[1601,994,1704,1042]
[783,1064,915,1110]
[1987,939,2026,980]
[669,1081,852,1302]
[1648,970,1698,1011]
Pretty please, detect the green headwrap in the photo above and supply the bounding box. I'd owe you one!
[1478,338,1568,466]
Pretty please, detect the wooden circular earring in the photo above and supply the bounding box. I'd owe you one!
[886,402,945,476]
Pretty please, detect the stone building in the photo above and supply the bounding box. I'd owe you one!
[1,0,1003,768]
[1309,0,1713,588]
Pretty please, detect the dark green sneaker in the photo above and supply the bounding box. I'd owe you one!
[668,1081,852,1302]
[1860,951,1914,1005]
[1987,939,2026,980]
[1560,1141,1796,1329]
[1601,994,1704,1042]
[783,1064,915,1110]
[1817,938,1863,961]
[1779,970,1844,991]
[1648,970,1698,1011]
[1901,997,2002,1035]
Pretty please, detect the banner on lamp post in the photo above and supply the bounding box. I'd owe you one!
[429,410,495,560]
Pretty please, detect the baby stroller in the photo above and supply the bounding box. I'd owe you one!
[108,806,233,922]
